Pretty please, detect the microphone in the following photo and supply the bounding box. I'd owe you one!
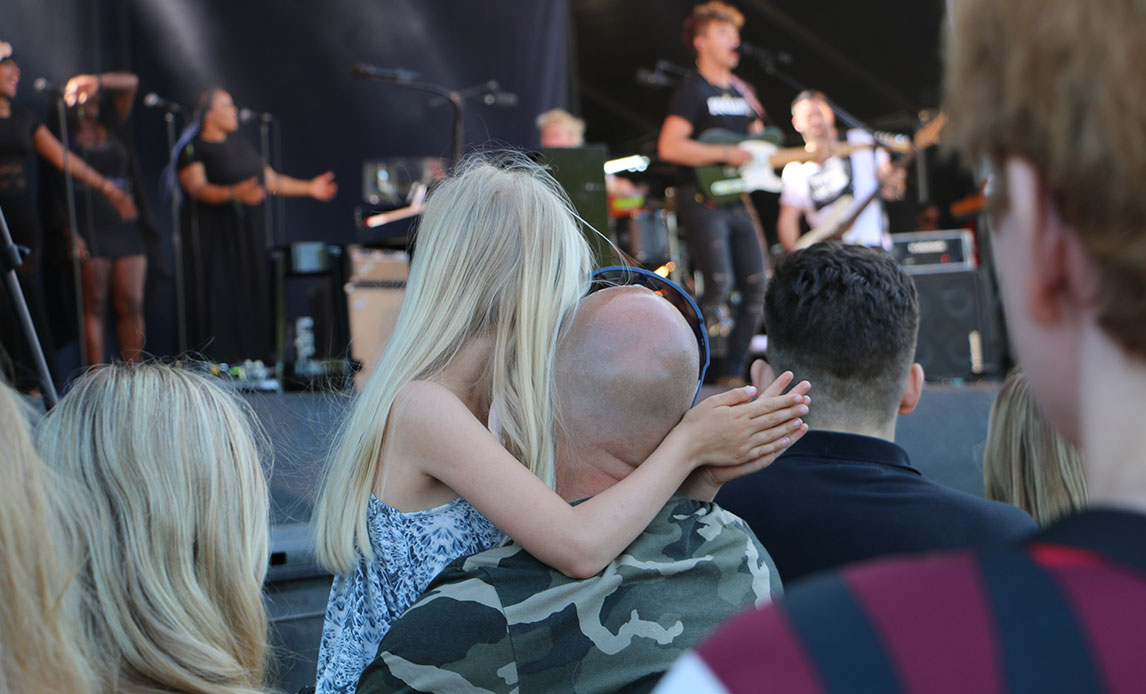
[239,107,273,123]
[479,80,517,108]
[737,42,793,65]
[636,68,676,87]
[143,92,183,113]
[654,60,691,76]
[350,63,421,83]
[33,77,62,93]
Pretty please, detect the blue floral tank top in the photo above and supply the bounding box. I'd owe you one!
[314,494,504,693]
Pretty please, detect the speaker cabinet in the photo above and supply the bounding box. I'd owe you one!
[911,269,990,381]
[346,246,408,389]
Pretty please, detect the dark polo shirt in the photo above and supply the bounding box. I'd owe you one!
[716,429,1038,584]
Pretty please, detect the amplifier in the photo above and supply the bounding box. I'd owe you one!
[345,245,409,389]
[891,230,976,274]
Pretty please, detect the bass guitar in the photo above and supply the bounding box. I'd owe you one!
[792,112,949,250]
[695,128,912,206]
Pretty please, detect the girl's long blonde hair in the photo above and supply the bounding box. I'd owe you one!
[314,152,593,574]
[36,363,271,694]
[984,370,1088,526]
[0,380,94,694]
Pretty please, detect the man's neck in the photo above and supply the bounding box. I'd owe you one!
[808,418,897,443]
[554,445,638,502]
[1079,325,1146,513]
[696,59,732,89]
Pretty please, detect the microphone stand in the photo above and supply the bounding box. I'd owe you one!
[0,203,59,408]
[55,94,89,366]
[354,71,464,165]
[163,109,188,352]
[750,52,872,133]
[258,117,274,250]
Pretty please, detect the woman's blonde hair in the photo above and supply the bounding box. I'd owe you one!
[314,152,594,574]
[36,363,271,694]
[984,370,1087,526]
[0,380,94,694]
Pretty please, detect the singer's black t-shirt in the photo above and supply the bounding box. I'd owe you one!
[666,72,755,139]
[666,72,758,187]
[177,134,265,193]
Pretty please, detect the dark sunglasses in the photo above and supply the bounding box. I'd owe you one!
[588,266,710,400]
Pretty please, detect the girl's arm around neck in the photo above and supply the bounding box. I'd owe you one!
[384,381,805,579]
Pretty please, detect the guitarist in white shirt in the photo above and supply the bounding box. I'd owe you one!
[777,90,906,251]
[658,1,767,386]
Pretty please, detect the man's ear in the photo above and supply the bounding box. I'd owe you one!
[898,363,924,415]
[1006,158,1073,325]
[750,359,776,394]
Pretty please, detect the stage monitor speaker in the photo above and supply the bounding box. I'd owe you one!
[346,246,408,389]
[539,145,614,264]
[911,269,990,381]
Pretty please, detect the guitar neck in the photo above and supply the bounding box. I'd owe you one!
[827,147,921,240]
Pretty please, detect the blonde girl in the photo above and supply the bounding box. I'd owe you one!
[0,378,94,694]
[313,153,808,692]
[984,370,1087,526]
[37,363,271,694]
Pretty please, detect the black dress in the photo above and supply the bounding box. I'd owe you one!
[72,128,145,259]
[0,105,57,391]
[177,134,271,364]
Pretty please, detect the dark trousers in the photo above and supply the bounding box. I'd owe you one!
[678,188,766,380]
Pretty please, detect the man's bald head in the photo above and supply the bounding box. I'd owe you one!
[554,287,700,498]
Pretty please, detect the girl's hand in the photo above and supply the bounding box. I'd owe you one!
[677,369,811,500]
[675,370,811,469]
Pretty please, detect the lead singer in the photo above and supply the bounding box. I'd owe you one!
[172,88,336,365]
[658,2,767,386]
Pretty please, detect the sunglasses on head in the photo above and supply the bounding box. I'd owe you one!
[588,266,710,400]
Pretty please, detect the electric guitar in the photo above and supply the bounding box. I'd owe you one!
[695,128,913,206]
[792,112,949,250]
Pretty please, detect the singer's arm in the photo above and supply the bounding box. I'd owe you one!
[64,72,138,121]
[263,166,337,201]
[32,125,136,219]
[776,203,803,251]
[178,162,265,206]
[100,72,139,121]
[657,115,752,167]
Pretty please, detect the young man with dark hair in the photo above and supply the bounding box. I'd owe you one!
[658,2,767,386]
[716,243,1034,584]
[657,0,1146,690]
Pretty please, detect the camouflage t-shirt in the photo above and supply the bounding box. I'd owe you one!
[357,495,782,694]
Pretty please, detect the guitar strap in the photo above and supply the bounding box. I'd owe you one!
[728,75,767,123]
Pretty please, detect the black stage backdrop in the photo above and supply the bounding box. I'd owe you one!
[1,0,573,362]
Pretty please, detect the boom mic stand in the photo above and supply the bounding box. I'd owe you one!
[351,65,465,165]
[0,203,59,408]
[749,51,874,135]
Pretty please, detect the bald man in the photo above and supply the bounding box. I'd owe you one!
[357,287,790,694]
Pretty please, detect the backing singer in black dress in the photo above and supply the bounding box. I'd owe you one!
[176,88,336,365]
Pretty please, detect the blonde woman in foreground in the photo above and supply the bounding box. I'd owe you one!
[312,153,810,693]
[985,370,1087,526]
[0,378,94,694]
[36,363,271,694]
